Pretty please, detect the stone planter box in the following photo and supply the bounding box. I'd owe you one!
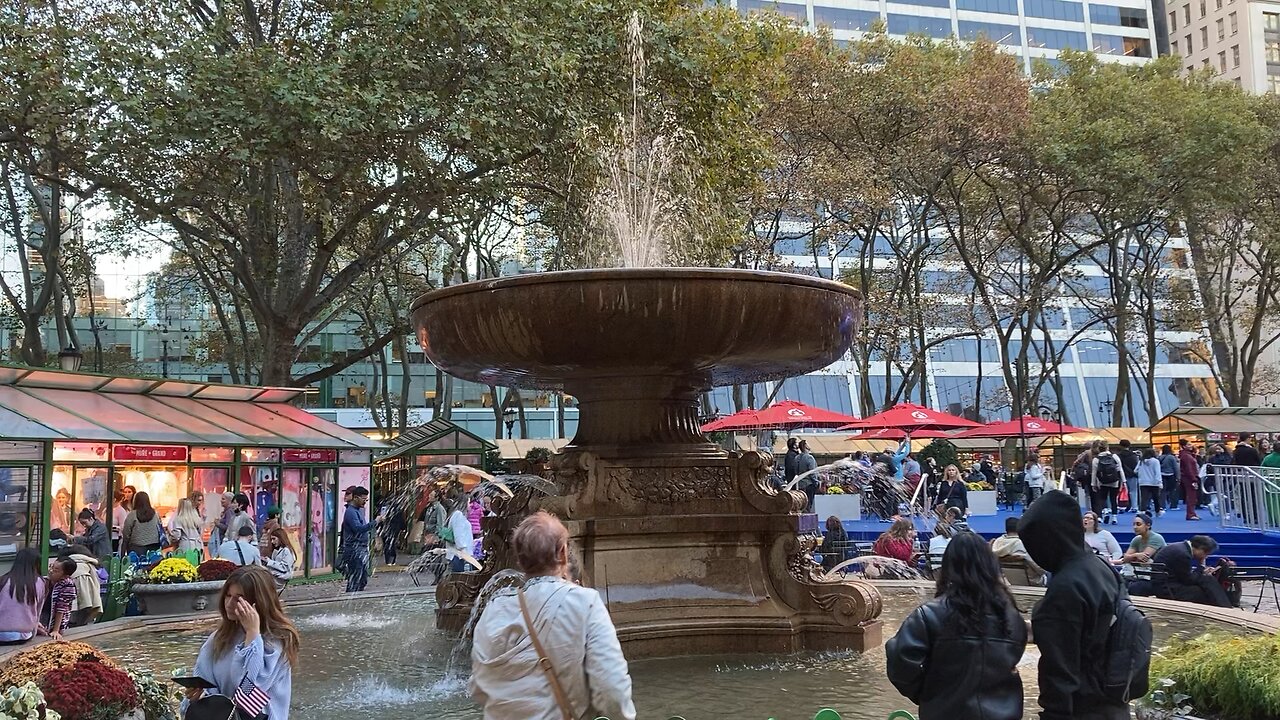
[814,494,861,522]
[968,490,998,515]
[132,580,225,615]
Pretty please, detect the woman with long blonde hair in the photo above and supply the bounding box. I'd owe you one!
[184,566,298,719]
[935,464,969,518]
[169,498,205,555]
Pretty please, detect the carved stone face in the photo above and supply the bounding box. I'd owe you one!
[193,594,209,611]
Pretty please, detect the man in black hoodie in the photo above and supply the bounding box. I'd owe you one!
[1019,490,1129,720]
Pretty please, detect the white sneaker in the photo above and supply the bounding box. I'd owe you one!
[1157,510,1165,517]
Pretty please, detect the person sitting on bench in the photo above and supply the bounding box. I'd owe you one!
[1151,535,1232,608]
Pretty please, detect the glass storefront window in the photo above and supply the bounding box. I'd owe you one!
[307,469,337,575]
[339,450,372,465]
[191,447,234,463]
[242,448,280,463]
[280,469,306,572]
[0,465,41,564]
[191,468,230,545]
[116,465,189,528]
[0,442,41,461]
[52,442,109,462]
[241,466,281,535]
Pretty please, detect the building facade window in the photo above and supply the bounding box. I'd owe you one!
[814,6,880,31]
[1270,75,1280,93]
[957,0,1020,14]
[891,0,953,8]
[958,20,1023,44]
[1171,39,1179,54]
[1201,27,1209,47]
[1024,0,1085,22]
[1268,40,1280,63]
[1089,4,1148,27]
[1027,26,1088,48]
[739,0,809,22]
[1219,50,1228,70]
[1233,44,1240,66]
[1216,18,1224,38]
[887,13,953,37]
[1094,34,1153,57]
[1186,33,1193,53]
[1231,12,1238,33]
[1199,0,1206,17]
[1267,12,1280,31]
[1216,0,1222,8]
[1183,5,1191,24]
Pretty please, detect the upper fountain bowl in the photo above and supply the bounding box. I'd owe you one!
[411,268,861,391]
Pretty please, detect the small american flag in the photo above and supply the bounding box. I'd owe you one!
[233,675,270,719]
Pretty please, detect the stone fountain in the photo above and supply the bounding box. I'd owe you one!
[412,267,883,657]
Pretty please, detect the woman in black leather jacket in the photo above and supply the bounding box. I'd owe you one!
[886,531,1028,720]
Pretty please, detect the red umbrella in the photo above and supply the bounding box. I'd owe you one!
[954,415,1087,438]
[700,408,762,433]
[837,402,980,432]
[845,427,952,441]
[700,400,858,432]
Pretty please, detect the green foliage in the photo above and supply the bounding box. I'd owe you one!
[1150,632,1280,719]
[916,440,958,473]
[525,447,552,465]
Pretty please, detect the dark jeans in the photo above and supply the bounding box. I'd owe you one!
[1091,485,1119,517]
[803,484,817,513]
[1026,486,1044,504]
[1162,475,1179,509]
[382,533,398,565]
[1164,575,1232,608]
[1137,486,1163,516]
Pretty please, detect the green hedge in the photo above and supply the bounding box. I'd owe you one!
[1150,632,1280,719]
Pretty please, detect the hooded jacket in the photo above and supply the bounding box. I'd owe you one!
[471,577,635,720]
[886,596,1027,720]
[1018,491,1127,720]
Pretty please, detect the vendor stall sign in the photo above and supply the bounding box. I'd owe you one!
[282,448,337,464]
[112,444,189,463]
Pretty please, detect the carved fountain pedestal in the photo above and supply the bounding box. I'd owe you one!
[413,269,882,657]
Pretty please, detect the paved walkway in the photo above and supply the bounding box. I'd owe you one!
[279,563,425,603]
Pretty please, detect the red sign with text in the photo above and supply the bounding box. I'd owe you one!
[112,444,188,463]
[282,449,337,464]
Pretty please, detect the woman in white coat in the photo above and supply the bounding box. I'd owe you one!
[470,511,635,720]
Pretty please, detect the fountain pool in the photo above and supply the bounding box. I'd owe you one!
[90,590,1242,720]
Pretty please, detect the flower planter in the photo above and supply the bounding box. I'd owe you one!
[131,580,225,616]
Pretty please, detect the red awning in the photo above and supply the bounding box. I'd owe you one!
[837,402,980,432]
[954,416,1087,439]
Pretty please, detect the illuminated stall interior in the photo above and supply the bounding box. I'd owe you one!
[0,366,382,578]
[1149,406,1280,451]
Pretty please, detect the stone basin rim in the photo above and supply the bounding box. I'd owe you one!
[409,267,862,312]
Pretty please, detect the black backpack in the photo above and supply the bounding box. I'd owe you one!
[1099,562,1153,702]
[1096,453,1123,487]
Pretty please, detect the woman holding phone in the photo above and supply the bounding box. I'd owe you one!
[183,566,299,719]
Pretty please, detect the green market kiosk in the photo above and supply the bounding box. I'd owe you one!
[0,366,383,580]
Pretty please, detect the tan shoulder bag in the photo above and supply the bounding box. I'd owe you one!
[518,587,575,720]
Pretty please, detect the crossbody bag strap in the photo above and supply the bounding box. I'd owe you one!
[518,587,574,720]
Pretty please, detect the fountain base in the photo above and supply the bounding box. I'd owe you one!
[436,449,883,658]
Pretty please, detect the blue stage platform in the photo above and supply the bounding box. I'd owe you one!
[837,507,1280,567]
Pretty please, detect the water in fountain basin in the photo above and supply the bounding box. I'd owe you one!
[89,591,1247,720]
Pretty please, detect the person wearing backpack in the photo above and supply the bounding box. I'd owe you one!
[1020,490,1148,720]
[1069,444,1097,505]
[1091,443,1123,525]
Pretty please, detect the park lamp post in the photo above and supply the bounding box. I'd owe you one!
[57,345,82,372]
[502,405,517,439]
